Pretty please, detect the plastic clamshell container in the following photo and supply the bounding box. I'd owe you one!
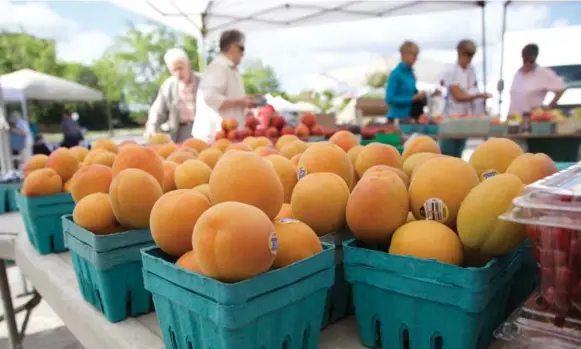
[495,318,581,348]
[499,162,581,338]
[319,229,354,328]
[141,242,335,349]
[16,191,74,254]
[489,124,509,136]
[62,215,154,323]
[343,239,521,349]
[506,240,540,315]
[531,122,556,135]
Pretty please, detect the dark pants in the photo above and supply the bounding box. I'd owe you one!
[11,150,20,169]
[440,139,467,158]
[61,135,83,148]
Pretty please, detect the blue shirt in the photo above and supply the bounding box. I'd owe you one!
[385,62,417,118]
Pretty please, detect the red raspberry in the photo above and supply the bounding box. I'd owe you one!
[555,228,571,251]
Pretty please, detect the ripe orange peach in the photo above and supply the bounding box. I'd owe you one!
[112,146,164,186]
[156,143,178,159]
[148,133,172,145]
[162,161,178,193]
[109,169,163,229]
[272,218,322,269]
[362,165,409,188]
[69,146,90,162]
[193,184,211,201]
[23,154,48,177]
[166,151,196,165]
[275,135,300,151]
[275,203,294,219]
[21,168,62,197]
[355,142,402,177]
[505,153,557,185]
[182,138,209,153]
[92,138,118,153]
[73,193,121,235]
[46,148,79,182]
[86,150,116,168]
[150,189,211,256]
[297,142,354,188]
[226,143,252,152]
[193,202,277,282]
[329,130,359,152]
[174,160,212,189]
[70,164,113,203]
[198,148,223,169]
[209,151,283,219]
[211,139,231,152]
[266,155,297,203]
[280,140,309,159]
[254,146,279,157]
[402,136,441,161]
[176,250,203,273]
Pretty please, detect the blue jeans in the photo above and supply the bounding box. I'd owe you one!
[440,139,466,158]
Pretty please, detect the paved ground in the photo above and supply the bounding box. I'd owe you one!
[0,137,487,349]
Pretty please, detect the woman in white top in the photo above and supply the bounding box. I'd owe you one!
[439,40,492,157]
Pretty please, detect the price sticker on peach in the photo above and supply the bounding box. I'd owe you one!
[277,218,299,224]
[419,198,449,223]
[298,167,307,180]
[481,169,499,181]
[268,232,278,255]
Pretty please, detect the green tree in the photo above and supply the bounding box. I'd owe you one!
[0,32,60,75]
[242,59,281,95]
[366,71,388,89]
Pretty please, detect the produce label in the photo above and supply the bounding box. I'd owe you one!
[298,167,307,180]
[481,169,499,181]
[419,198,449,223]
[277,218,299,224]
[268,231,278,255]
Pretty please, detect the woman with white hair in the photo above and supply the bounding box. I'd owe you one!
[146,48,201,143]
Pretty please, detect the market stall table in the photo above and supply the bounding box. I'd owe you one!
[14,233,369,349]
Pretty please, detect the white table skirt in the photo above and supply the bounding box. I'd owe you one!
[0,212,26,260]
[14,233,367,349]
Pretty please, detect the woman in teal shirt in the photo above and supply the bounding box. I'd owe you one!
[385,41,426,122]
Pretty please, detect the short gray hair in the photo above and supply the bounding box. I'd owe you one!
[400,40,418,54]
[164,48,189,67]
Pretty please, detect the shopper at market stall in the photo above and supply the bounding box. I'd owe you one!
[145,48,201,143]
[200,29,256,138]
[508,43,566,115]
[385,41,428,123]
[440,39,492,158]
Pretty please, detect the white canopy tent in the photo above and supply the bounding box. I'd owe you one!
[293,101,321,113]
[109,0,489,71]
[0,69,105,174]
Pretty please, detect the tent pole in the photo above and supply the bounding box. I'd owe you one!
[498,1,510,116]
[0,83,13,174]
[199,13,208,72]
[478,1,487,94]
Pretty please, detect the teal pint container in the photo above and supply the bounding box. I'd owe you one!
[343,239,521,349]
[62,215,155,323]
[141,243,335,349]
[16,192,74,254]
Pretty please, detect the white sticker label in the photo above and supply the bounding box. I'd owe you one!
[420,198,449,223]
[278,218,299,224]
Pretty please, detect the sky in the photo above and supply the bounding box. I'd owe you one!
[1,0,581,94]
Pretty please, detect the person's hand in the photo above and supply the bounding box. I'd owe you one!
[413,91,426,101]
[239,97,257,109]
[479,92,493,99]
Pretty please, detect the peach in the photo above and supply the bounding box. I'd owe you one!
[275,135,300,151]
[193,202,277,282]
[150,189,211,256]
[291,154,301,167]
[162,161,178,193]
[193,184,211,201]
[73,193,121,235]
[63,179,73,193]
[297,142,354,188]
[254,137,273,148]
[242,136,260,150]
[46,148,79,182]
[329,130,359,152]
[174,160,212,189]
[402,136,441,161]
[291,173,350,236]
[209,151,283,219]
[275,203,294,219]
[362,165,409,188]
[70,164,113,203]
[347,172,409,244]
[272,218,322,269]
[174,147,199,157]
[86,150,116,168]
[355,143,402,178]
[182,138,209,153]
[156,143,178,159]
[112,146,164,186]
[409,156,480,228]
[469,138,523,179]
[266,155,297,203]
[166,151,196,165]
[294,124,309,138]
[226,143,252,152]
[211,139,231,152]
[280,140,309,159]
[389,220,464,266]
[198,148,223,169]
[69,146,90,162]
[347,145,363,166]
[109,168,163,229]
[23,154,48,177]
[92,138,118,153]
[403,152,443,178]
[21,168,62,196]
[254,146,279,157]
[176,250,203,273]
[506,153,557,185]
[148,133,172,145]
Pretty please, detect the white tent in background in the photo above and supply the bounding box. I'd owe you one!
[323,57,448,89]
[0,69,103,102]
[293,101,321,113]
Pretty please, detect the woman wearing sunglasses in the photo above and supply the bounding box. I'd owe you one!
[508,44,566,115]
